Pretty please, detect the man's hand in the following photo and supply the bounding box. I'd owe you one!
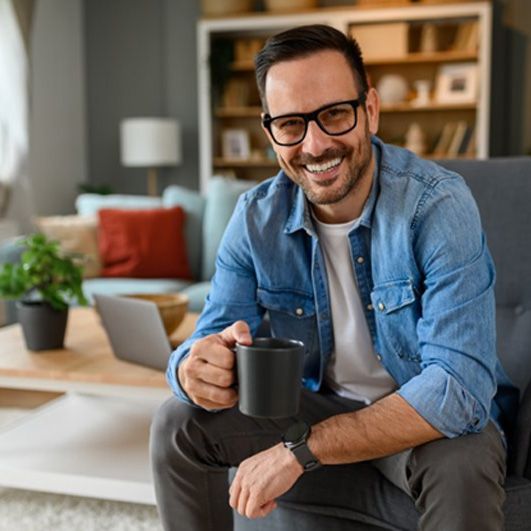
[229,443,304,519]
[178,321,252,410]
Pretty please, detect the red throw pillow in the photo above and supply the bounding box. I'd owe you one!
[98,207,191,279]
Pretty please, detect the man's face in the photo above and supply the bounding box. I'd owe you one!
[262,50,379,208]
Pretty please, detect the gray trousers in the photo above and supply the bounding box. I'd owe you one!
[150,389,506,531]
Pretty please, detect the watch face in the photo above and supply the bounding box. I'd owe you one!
[283,420,309,444]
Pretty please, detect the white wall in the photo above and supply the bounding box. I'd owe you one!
[29,0,86,216]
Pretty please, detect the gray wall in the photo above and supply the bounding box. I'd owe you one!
[84,0,200,194]
[7,0,86,230]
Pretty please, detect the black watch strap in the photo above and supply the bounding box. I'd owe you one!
[282,421,321,472]
[290,440,321,471]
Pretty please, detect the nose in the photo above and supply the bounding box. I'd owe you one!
[301,120,333,157]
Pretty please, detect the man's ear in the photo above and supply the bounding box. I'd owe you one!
[364,87,380,135]
[261,116,276,148]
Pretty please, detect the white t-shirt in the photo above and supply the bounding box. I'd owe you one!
[313,215,397,404]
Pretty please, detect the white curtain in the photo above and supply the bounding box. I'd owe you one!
[0,0,28,185]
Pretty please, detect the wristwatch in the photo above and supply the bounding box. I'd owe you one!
[282,420,321,472]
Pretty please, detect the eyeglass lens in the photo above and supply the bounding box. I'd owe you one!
[269,101,358,146]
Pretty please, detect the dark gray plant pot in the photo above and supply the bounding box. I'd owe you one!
[16,301,68,351]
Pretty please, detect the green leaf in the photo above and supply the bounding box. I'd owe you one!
[0,232,88,307]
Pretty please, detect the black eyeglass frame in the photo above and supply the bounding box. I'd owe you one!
[262,93,367,147]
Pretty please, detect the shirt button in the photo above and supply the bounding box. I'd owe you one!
[367,303,374,311]
[356,256,365,264]
[378,302,386,311]
[295,308,304,316]
[376,353,382,361]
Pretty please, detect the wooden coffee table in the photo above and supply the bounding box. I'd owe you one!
[0,307,198,504]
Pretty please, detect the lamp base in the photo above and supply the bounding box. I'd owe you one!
[147,168,158,197]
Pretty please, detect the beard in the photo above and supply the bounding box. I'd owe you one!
[277,122,373,206]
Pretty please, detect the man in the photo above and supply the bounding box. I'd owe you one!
[151,25,516,530]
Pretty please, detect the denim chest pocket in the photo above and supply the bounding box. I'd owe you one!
[370,279,421,363]
[256,288,317,356]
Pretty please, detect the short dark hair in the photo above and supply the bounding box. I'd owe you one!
[255,24,369,112]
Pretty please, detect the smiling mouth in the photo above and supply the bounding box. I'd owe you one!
[304,156,343,174]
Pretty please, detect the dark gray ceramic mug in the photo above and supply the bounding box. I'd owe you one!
[235,337,304,419]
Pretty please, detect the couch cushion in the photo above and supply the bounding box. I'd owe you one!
[75,193,162,216]
[82,277,192,304]
[162,185,206,281]
[98,207,191,279]
[35,215,102,278]
[202,177,257,281]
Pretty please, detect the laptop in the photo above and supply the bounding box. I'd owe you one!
[93,293,172,371]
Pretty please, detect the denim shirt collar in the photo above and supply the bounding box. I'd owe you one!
[284,137,381,236]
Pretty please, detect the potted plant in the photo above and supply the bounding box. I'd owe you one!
[0,233,88,350]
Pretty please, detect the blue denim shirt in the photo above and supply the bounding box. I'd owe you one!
[168,137,517,438]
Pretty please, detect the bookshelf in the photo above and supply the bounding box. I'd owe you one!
[197,2,492,192]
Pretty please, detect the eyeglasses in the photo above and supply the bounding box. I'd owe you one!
[262,94,367,147]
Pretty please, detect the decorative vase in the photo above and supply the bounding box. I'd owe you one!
[376,74,409,105]
[16,301,68,351]
[405,122,427,155]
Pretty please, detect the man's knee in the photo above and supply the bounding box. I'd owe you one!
[408,423,506,499]
[150,398,211,469]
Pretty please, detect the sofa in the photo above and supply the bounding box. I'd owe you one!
[0,176,256,325]
[232,157,531,531]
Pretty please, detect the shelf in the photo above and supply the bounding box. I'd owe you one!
[231,50,478,71]
[215,102,476,118]
[214,157,278,167]
[199,2,492,190]
[365,50,478,65]
[381,102,477,112]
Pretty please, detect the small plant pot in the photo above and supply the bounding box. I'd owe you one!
[16,301,68,351]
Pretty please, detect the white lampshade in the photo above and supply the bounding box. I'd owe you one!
[120,117,181,167]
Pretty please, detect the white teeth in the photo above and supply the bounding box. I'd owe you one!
[305,157,342,174]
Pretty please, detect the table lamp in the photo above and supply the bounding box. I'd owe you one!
[120,117,181,196]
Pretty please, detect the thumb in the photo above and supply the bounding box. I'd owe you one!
[220,320,252,346]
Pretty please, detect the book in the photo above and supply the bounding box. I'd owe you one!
[458,125,475,155]
[432,122,457,157]
[447,121,468,157]
[452,21,479,53]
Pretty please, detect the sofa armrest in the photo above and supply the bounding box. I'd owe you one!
[0,236,24,264]
[512,379,531,479]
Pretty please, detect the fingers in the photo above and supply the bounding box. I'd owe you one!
[178,321,253,410]
[219,320,252,346]
[191,337,236,370]
[229,475,276,519]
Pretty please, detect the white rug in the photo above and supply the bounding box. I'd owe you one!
[0,408,162,531]
[0,488,161,531]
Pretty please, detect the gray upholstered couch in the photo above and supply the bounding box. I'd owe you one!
[234,157,531,531]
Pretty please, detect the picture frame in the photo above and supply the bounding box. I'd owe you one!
[221,129,251,161]
[435,62,478,104]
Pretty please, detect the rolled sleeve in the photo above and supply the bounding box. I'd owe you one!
[398,363,488,438]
